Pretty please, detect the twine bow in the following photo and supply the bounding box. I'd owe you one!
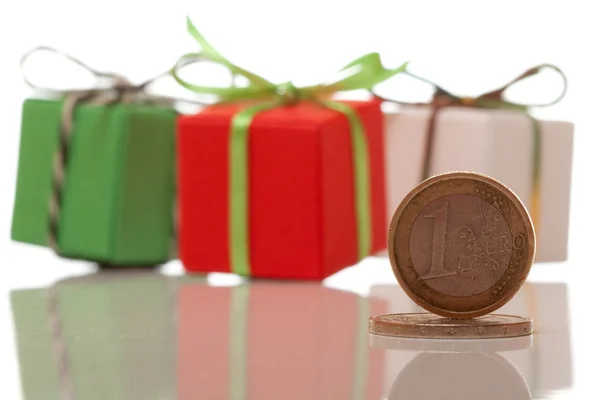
[21,47,203,263]
[172,18,408,276]
[373,64,567,228]
[374,65,567,179]
[404,64,566,108]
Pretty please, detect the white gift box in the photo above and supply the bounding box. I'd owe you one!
[384,107,574,262]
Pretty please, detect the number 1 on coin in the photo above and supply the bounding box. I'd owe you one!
[423,202,455,280]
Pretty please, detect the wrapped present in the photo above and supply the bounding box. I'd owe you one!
[173,19,407,279]
[379,66,574,262]
[11,47,180,265]
[10,272,185,400]
[178,281,386,399]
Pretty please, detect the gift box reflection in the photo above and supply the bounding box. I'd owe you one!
[11,275,387,400]
[371,281,572,398]
[178,282,386,400]
[11,275,570,400]
[11,272,185,400]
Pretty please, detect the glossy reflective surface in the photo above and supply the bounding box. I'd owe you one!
[2,261,576,399]
[370,280,572,399]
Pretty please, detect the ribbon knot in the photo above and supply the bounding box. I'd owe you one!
[110,75,135,93]
[457,96,476,107]
[431,92,486,108]
[276,81,301,105]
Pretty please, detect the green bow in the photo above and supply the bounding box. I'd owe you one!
[172,18,407,276]
[173,18,408,103]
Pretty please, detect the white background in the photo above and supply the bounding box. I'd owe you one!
[0,1,598,398]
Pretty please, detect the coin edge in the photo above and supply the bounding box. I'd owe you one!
[368,312,534,339]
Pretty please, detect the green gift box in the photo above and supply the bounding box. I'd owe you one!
[11,98,176,264]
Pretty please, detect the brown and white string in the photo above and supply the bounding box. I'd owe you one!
[21,47,206,265]
[371,65,567,181]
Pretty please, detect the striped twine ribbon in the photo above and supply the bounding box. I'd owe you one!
[47,285,75,400]
[21,47,206,265]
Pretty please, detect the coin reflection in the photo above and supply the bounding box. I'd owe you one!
[370,333,532,353]
[370,281,572,398]
[388,351,531,400]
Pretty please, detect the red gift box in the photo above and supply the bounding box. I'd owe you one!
[177,282,386,400]
[178,100,386,280]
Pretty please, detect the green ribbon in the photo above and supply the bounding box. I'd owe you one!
[172,18,407,276]
[351,297,370,400]
[230,285,249,400]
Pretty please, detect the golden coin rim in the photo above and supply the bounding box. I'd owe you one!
[388,171,536,319]
[369,313,534,339]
